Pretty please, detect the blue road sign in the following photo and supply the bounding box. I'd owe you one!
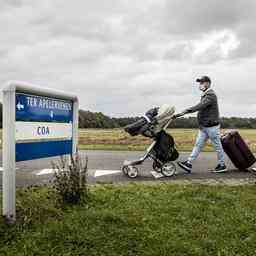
[3,81,78,222]
[16,93,73,122]
[15,92,74,161]
[16,140,73,162]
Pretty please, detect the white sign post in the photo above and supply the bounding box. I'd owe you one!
[2,81,79,223]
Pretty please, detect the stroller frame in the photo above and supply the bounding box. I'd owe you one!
[122,115,177,178]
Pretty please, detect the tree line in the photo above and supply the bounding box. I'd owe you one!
[0,103,255,129]
[79,110,256,129]
[78,110,256,129]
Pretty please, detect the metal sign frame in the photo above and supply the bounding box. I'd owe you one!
[2,81,79,222]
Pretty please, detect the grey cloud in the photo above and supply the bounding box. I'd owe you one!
[161,0,256,61]
[230,23,256,59]
[163,43,193,61]
[10,0,254,63]
[0,0,256,117]
[233,39,256,59]
[0,0,23,8]
[163,0,256,36]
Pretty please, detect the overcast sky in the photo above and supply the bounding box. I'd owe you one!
[1,0,256,117]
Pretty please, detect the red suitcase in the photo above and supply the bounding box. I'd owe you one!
[221,130,256,170]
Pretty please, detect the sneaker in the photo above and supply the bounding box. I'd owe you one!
[212,164,227,173]
[178,160,192,173]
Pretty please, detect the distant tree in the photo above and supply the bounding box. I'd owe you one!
[0,103,255,129]
[79,110,119,128]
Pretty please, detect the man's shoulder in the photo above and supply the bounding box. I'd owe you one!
[205,89,217,96]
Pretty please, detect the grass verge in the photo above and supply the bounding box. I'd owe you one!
[1,183,256,255]
[78,144,215,152]
[78,128,256,152]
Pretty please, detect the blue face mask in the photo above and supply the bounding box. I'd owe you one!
[192,85,201,96]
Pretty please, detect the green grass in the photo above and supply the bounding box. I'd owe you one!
[78,128,256,152]
[78,144,148,151]
[1,184,256,255]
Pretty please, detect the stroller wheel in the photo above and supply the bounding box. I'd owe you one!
[127,166,139,178]
[161,162,176,177]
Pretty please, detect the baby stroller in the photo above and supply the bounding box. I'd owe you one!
[122,104,179,178]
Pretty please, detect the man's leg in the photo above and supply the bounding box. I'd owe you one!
[178,129,208,173]
[207,125,227,172]
[188,129,209,162]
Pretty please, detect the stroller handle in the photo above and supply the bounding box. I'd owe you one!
[163,115,176,130]
[162,111,186,130]
[172,111,187,119]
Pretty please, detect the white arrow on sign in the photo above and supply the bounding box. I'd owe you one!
[50,110,54,118]
[16,102,24,111]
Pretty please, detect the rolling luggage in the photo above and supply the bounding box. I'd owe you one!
[221,130,256,170]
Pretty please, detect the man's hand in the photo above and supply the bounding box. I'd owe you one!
[172,110,189,119]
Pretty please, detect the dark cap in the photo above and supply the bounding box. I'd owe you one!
[196,76,211,84]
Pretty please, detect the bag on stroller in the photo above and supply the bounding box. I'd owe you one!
[122,104,179,178]
[153,130,179,169]
[124,107,158,137]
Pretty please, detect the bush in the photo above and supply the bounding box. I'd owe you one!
[52,153,89,206]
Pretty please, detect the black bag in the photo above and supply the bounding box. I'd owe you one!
[124,107,159,136]
[153,131,179,163]
[221,131,256,170]
[124,118,148,136]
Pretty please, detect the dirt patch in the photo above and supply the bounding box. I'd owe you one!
[79,137,151,145]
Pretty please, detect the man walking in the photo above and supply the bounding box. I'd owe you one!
[175,76,227,173]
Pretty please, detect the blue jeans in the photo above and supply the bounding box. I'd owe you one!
[188,125,225,165]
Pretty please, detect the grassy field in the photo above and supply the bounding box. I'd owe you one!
[0,128,255,152]
[1,183,256,255]
[78,128,256,152]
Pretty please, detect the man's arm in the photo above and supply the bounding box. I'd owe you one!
[173,93,215,119]
[186,93,214,113]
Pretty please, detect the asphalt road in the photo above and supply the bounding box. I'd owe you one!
[0,150,256,188]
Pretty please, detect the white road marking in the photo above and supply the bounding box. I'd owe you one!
[94,170,121,177]
[0,167,19,172]
[150,171,164,179]
[36,169,56,175]
[35,169,122,177]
